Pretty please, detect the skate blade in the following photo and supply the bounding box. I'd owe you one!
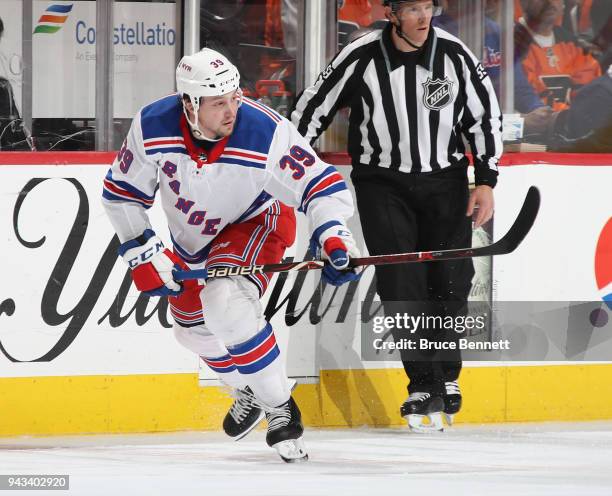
[272,438,309,463]
[443,413,455,426]
[405,413,444,433]
[231,410,266,442]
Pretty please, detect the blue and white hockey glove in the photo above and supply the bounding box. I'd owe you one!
[118,229,183,297]
[310,223,362,287]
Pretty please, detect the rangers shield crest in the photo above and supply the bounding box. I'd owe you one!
[422,77,454,111]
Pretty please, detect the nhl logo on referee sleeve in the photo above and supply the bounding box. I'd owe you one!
[422,77,454,111]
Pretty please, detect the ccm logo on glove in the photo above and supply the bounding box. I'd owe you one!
[118,229,183,296]
[126,239,164,268]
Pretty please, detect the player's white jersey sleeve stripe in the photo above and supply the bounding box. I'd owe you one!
[143,136,187,155]
[299,166,347,213]
[103,170,155,209]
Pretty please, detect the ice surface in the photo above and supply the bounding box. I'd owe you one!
[1,422,611,496]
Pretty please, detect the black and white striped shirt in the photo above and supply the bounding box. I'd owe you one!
[292,24,503,186]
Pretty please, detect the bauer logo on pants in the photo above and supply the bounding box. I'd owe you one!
[422,77,454,111]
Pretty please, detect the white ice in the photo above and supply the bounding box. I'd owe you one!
[1,422,611,496]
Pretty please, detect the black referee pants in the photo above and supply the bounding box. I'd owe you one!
[352,165,474,396]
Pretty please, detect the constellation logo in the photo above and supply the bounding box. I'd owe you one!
[33,3,73,35]
[593,217,612,327]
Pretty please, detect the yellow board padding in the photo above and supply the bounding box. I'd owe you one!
[0,374,227,436]
[319,364,612,425]
[318,367,508,426]
[504,364,612,422]
[1,364,612,436]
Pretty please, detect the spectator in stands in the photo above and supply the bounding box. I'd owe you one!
[548,65,612,151]
[515,0,602,111]
[0,16,30,150]
[543,1,612,151]
[435,0,554,135]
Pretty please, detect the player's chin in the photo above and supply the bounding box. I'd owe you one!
[219,122,236,136]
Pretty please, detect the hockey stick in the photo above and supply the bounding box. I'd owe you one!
[173,186,540,282]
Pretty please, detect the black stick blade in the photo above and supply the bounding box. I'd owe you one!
[482,185,540,256]
[350,185,541,267]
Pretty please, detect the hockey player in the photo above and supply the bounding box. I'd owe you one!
[102,48,360,462]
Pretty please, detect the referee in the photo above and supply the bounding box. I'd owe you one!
[292,0,502,431]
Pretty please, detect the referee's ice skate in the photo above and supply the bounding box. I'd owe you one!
[400,392,444,432]
[223,386,265,441]
[265,396,308,463]
[443,381,462,425]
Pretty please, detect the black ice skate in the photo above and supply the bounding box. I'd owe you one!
[443,381,462,425]
[400,392,444,433]
[265,396,308,463]
[223,386,265,441]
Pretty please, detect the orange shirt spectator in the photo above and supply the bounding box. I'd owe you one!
[516,0,601,110]
[516,22,601,110]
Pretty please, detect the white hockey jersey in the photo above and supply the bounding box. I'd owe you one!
[102,94,354,265]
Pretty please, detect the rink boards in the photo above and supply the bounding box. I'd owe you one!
[0,152,611,436]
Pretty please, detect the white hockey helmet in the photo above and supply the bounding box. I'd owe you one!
[176,48,241,137]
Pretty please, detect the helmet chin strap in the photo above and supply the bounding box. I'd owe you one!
[393,19,426,50]
[183,97,224,142]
